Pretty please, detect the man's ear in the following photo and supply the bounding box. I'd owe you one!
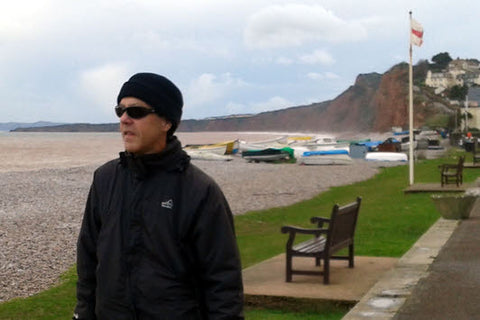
[163,120,172,132]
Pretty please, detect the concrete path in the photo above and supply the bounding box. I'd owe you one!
[392,200,480,320]
[341,217,458,319]
[343,198,480,319]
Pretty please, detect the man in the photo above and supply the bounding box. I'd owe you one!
[74,73,244,319]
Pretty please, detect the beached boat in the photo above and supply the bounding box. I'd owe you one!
[289,135,338,148]
[242,147,294,162]
[239,136,288,152]
[299,149,353,165]
[313,135,338,145]
[308,142,350,152]
[337,138,371,145]
[185,150,234,161]
[365,152,408,162]
[286,136,315,146]
[183,140,239,155]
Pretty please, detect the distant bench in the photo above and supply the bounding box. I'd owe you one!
[440,156,464,187]
[473,141,480,164]
[281,197,362,284]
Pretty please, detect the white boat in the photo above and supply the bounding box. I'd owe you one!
[239,141,287,152]
[299,149,353,165]
[185,150,234,161]
[238,136,288,152]
[313,135,338,145]
[287,135,337,147]
[303,142,350,152]
[365,152,408,162]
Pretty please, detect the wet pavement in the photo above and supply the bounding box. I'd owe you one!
[392,200,480,320]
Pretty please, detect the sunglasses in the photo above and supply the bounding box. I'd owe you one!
[115,106,156,119]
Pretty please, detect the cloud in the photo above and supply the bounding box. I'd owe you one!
[244,4,368,49]
[225,102,248,115]
[251,96,292,113]
[186,73,247,108]
[77,64,130,117]
[276,56,294,65]
[299,49,335,65]
[0,1,53,40]
[307,72,340,80]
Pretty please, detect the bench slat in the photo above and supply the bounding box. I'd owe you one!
[292,237,326,253]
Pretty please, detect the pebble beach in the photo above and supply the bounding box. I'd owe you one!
[0,131,388,302]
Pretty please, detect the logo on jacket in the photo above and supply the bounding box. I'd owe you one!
[161,199,174,209]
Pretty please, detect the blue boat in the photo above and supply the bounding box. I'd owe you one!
[302,149,349,156]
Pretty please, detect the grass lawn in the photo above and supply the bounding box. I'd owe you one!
[1,150,478,319]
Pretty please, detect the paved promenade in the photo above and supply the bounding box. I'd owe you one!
[343,198,480,319]
[392,199,480,319]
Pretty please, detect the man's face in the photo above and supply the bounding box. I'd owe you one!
[118,97,172,155]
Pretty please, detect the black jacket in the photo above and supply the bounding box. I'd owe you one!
[74,137,244,319]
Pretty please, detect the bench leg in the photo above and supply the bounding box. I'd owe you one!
[348,244,354,268]
[323,258,330,284]
[286,253,292,282]
[315,257,321,266]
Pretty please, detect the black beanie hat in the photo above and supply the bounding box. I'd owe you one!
[117,73,183,135]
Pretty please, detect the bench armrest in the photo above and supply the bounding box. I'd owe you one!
[281,225,328,248]
[281,225,327,236]
[439,164,459,172]
[439,163,457,168]
[310,216,330,228]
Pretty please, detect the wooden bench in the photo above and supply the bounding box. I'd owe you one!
[281,197,362,284]
[440,156,464,187]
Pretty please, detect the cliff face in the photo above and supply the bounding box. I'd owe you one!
[317,72,382,132]
[371,64,409,131]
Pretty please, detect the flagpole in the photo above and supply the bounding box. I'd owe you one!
[408,11,414,185]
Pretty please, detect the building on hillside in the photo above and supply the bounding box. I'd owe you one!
[425,71,457,91]
[425,59,480,93]
[448,59,480,72]
[460,87,480,131]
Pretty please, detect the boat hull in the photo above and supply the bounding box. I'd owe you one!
[299,150,352,165]
[242,148,291,162]
[365,152,407,162]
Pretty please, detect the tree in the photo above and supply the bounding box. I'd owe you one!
[431,52,453,71]
[413,59,429,84]
[448,84,468,100]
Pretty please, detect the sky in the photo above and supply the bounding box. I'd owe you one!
[1,0,478,124]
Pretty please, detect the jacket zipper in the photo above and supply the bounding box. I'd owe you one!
[124,173,139,320]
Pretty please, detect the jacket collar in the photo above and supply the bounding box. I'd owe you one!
[119,136,190,179]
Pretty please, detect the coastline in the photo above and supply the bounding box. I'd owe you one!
[0,131,385,302]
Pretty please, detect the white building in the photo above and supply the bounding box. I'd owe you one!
[425,59,480,90]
